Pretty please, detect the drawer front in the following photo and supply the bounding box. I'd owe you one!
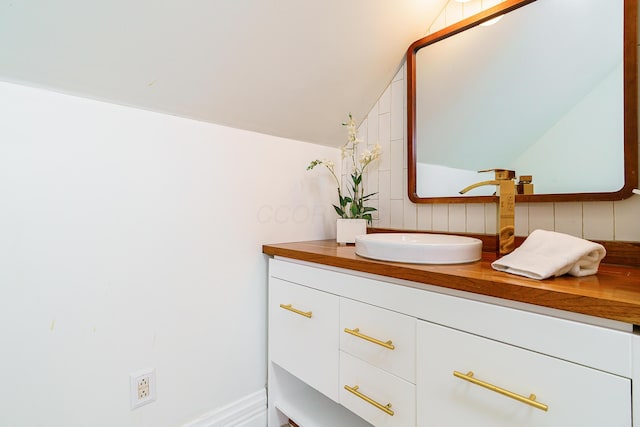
[340,351,415,427]
[416,321,631,427]
[340,298,416,382]
[269,278,339,401]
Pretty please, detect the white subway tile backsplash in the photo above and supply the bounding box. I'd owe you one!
[448,204,466,233]
[378,85,391,115]
[554,202,583,238]
[378,112,391,171]
[358,119,368,148]
[614,196,640,241]
[514,203,529,237]
[528,203,555,232]
[485,203,497,234]
[390,139,404,199]
[432,204,449,231]
[377,208,390,229]
[369,198,380,221]
[465,203,485,234]
[390,80,404,141]
[402,108,408,168]
[367,103,379,146]
[403,196,417,230]
[355,133,365,161]
[377,170,391,228]
[583,202,614,240]
[390,199,404,229]
[402,167,409,194]
[366,168,379,199]
[417,204,433,230]
[378,168,391,198]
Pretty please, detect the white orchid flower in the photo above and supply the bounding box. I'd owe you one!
[307,113,383,223]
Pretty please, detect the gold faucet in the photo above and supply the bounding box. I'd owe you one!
[459,169,516,255]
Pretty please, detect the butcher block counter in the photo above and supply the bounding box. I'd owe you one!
[263,239,640,326]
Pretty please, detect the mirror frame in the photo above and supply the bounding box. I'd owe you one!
[407,0,638,203]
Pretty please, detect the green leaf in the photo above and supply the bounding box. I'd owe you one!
[333,205,345,217]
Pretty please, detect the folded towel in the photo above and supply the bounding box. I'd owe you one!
[492,229,606,280]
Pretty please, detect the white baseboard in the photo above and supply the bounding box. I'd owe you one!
[182,388,267,427]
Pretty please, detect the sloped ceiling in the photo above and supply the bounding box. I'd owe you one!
[0,0,447,147]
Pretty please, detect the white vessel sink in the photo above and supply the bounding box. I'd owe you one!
[355,233,482,264]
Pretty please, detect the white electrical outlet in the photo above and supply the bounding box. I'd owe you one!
[130,368,156,409]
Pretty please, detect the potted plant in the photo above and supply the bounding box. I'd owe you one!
[308,113,382,243]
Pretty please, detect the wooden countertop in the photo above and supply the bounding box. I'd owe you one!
[263,240,640,325]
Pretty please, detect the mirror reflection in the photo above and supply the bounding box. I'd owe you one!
[408,0,635,201]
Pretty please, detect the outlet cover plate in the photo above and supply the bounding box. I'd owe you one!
[130,368,156,409]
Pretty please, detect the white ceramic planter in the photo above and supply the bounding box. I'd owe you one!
[336,218,367,244]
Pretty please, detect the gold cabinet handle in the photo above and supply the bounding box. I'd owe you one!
[344,327,395,350]
[279,303,312,318]
[344,385,394,416]
[453,371,548,412]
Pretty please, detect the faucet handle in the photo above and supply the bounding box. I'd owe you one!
[478,168,516,180]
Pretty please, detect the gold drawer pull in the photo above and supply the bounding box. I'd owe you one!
[344,385,395,416]
[344,327,395,350]
[453,371,549,412]
[279,303,312,318]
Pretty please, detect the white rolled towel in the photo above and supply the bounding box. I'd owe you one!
[492,229,606,280]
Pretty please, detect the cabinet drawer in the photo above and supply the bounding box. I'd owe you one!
[340,298,416,382]
[340,351,415,427]
[416,321,631,427]
[269,278,339,401]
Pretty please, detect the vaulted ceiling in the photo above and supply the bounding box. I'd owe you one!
[0,0,447,147]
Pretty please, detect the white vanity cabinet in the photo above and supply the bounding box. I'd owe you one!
[267,258,637,427]
[268,276,372,427]
[269,277,339,401]
[339,351,415,427]
[416,321,631,426]
[339,298,416,426]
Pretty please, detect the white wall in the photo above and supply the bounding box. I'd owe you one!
[360,0,640,242]
[0,81,339,427]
